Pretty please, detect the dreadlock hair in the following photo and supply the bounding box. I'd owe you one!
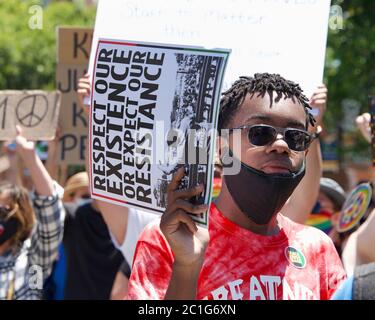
[218,73,316,132]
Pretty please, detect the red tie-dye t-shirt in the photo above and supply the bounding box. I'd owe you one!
[127,203,346,300]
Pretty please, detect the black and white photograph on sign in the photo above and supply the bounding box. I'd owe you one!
[156,53,224,224]
[90,39,229,227]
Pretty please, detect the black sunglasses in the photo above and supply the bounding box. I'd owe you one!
[227,124,314,151]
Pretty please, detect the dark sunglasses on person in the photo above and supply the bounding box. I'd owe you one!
[227,124,314,151]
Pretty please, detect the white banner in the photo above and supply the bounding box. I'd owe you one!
[89,0,331,99]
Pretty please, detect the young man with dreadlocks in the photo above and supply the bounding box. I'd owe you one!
[127,73,346,300]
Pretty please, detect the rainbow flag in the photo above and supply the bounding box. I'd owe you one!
[306,211,333,234]
[211,177,222,200]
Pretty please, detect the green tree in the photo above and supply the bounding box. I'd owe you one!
[0,0,96,90]
[325,0,375,164]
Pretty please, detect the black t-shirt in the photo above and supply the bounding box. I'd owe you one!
[119,259,131,279]
[63,202,124,300]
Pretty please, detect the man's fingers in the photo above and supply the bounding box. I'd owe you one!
[161,209,198,235]
[77,89,90,96]
[175,211,198,234]
[311,99,327,106]
[167,198,208,215]
[77,83,91,93]
[310,86,327,101]
[168,183,205,207]
[167,167,186,193]
[15,125,22,135]
[171,184,204,201]
[311,93,327,100]
[310,95,327,105]
[356,113,370,125]
[77,84,91,91]
[78,79,91,86]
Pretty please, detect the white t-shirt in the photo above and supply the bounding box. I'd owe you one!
[110,209,159,267]
[341,232,357,277]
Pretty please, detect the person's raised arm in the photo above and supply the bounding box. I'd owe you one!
[357,208,375,263]
[355,114,373,262]
[45,125,61,181]
[282,85,326,223]
[2,142,23,187]
[15,129,64,281]
[15,126,54,197]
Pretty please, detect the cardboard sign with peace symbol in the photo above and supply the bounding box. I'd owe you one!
[0,90,61,140]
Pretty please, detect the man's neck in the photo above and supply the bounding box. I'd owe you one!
[214,181,280,236]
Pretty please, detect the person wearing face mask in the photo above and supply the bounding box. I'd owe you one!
[44,170,126,300]
[0,127,64,300]
[126,73,346,300]
[74,75,160,300]
[306,178,346,248]
[62,172,91,206]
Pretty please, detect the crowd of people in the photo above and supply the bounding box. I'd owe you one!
[0,72,373,300]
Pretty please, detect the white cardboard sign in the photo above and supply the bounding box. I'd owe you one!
[89,0,331,99]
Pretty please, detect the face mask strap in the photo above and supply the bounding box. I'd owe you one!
[1,204,19,221]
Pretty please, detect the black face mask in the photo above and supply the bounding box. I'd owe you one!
[0,218,19,246]
[0,205,20,246]
[223,150,305,225]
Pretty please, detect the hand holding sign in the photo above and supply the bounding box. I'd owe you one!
[77,73,91,114]
[15,125,36,159]
[356,112,371,144]
[160,167,209,267]
[309,84,328,129]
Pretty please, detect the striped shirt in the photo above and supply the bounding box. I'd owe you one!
[0,191,64,300]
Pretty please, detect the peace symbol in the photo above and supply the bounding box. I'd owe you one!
[16,94,48,127]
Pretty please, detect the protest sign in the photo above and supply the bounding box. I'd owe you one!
[89,39,229,227]
[336,183,373,233]
[58,27,93,65]
[56,27,93,164]
[89,0,331,99]
[0,90,61,140]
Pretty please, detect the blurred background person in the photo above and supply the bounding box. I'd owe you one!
[44,170,126,300]
[77,74,159,299]
[0,127,64,300]
[306,177,346,251]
